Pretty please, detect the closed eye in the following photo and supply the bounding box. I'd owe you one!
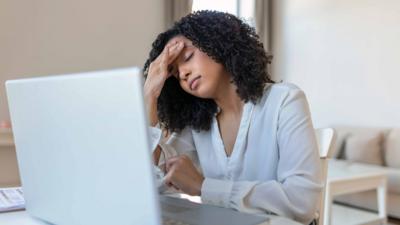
[175,51,193,79]
[185,52,193,62]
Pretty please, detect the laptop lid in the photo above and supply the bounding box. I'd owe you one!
[6,67,161,225]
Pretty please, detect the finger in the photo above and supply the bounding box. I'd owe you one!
[165,40,178,49]
[154,41,178,64]
[165,157,180,172]
[163,169,174,186]
[159,46,170,76]
[167,41,183,53]
[165,181,179,190]
[163,170,180,190]
[167,42,184,64]
[179,154,190,161]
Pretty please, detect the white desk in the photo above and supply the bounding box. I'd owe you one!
[0,208,302,225]
[325,159,388,225]
[0,211,47,225]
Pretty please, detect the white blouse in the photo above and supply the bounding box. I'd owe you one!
[148,83,322,224]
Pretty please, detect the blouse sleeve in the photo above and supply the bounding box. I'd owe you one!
[148,125,199,192]
[148,125,198,164]
[200,88,322,224]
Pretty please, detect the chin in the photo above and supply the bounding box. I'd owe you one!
[192,88,214,99]
[183,83,214,99]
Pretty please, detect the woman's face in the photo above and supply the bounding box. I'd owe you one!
[167,35,230,99]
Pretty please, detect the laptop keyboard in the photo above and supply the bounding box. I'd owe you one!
[162,217,190,225]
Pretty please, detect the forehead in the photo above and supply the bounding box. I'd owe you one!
[166,35,193,46]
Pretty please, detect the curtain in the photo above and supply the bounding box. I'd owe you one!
[254,0,271,51]
[165,0,193,29]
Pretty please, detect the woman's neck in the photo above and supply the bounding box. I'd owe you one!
[213,81,244,116]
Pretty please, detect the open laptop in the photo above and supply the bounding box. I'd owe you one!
[5,67,269,225]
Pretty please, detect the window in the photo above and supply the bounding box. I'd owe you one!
[192,0,255,27]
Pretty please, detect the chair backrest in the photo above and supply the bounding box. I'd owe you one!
[315,128,336,225]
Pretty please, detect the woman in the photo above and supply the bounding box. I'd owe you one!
[143,10,322,224]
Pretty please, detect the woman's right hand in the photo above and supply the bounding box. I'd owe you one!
[144,41,184,126]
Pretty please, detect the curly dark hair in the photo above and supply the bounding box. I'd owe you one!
[143,10,273,133]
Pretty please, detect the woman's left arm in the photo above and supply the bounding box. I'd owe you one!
[201,88,323,224]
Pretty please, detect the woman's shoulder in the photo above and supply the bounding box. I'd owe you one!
[266,82,302,94]
[260,82,305,104]
[255,82,311,120]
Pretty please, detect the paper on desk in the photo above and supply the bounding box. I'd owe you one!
[0,187,25,212]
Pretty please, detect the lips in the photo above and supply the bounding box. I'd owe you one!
[189,76,201,91]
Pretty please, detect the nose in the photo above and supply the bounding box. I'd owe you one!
[179,69,191,81]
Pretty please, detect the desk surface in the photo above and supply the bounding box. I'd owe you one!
[0,210,302,225]
[328,159,387,181]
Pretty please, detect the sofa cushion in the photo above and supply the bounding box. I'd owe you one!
[385,128,400,168]
[344,131,384,165]
[332,127,389,159]
[331,127,349,158]
[387,169,400,194]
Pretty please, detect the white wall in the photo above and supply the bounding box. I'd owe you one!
[0,0,165,121]
[272,0,400,128]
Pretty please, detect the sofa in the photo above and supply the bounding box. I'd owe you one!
[330,126,400,219]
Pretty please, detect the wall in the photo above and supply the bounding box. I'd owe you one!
[271,0,400,128]
[0,0,165,121]
[0,0,165,186]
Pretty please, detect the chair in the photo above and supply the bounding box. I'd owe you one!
[315,128,337,225]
